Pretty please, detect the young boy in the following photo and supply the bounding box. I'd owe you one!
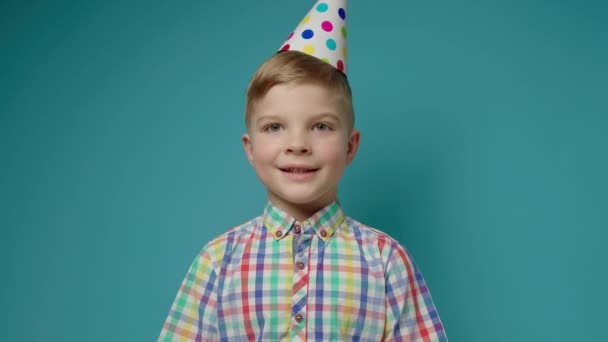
[159,1,446,341]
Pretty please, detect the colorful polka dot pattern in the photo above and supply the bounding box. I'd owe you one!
[278,0,348,74]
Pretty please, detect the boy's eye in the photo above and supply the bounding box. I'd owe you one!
[264,123,282,132]
[314,123,331,131]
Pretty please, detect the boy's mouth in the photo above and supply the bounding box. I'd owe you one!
[280,167,319,174]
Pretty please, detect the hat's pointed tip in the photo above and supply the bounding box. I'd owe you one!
[277,0,349,75]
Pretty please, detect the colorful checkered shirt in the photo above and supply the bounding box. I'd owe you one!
[159,201,447,341]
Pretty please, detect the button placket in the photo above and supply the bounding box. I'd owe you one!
[290,224,311,339]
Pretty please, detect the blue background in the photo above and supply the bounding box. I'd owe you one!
[2,0,606,340]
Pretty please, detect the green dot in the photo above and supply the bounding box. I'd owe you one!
[341,26,347,38]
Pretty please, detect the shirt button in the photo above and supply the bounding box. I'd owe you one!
[320,229,327,237]
[294,224,301,234]
[276,230,283,238]
[295,313,303,323]
[296,261,305,270]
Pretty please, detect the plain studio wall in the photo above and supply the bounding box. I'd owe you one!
[2,1,606,341]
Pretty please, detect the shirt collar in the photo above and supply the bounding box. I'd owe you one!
[263,200,345,242]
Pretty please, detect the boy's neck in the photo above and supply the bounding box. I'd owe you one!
[268,192,337,222]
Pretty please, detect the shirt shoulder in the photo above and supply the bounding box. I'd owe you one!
[344,216,407,254]
[206,215,262,244]
[196,215,264,266]
[342,216,423,274]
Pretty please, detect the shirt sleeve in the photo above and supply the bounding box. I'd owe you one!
[159,247,219,341]
[383,242,447,341]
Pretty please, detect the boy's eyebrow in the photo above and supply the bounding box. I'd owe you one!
[310,112,341,122]
[255,115,282,125]
[255,112,341,124]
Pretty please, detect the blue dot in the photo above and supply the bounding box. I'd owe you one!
[338,8,346,20]
[302,29,314,39]
[316,3,328,12]
[326,38,336,50]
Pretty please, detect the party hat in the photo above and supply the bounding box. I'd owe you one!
[278,0,348,74]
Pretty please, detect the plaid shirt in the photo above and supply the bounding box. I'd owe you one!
[159,201,447,341]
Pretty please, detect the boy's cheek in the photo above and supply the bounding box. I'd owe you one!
[251,141,279,161]
[322,146,350,163]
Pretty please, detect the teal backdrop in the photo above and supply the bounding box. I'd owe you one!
[2,0,606,341]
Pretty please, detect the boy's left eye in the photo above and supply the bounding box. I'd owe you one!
[314,123,331,131]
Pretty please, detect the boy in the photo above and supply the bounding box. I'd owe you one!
[160,1,446,340]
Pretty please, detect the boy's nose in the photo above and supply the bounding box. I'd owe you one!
[285,134,310,154]
[287,145,309,154]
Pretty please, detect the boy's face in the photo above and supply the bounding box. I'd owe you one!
[243,82,360,216]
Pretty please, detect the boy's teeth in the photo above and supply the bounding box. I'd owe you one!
[286,168,311,173]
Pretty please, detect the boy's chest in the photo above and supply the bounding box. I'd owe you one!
[216,235,387,341]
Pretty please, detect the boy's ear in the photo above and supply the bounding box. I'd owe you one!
[346,129,360,165]
[242,133,254,165]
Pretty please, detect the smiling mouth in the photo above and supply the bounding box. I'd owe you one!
[280,167,319,174]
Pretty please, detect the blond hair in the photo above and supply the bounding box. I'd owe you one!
[245,51,354,131]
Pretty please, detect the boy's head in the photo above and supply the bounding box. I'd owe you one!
[245,50,354,133]
[242,51,360,219]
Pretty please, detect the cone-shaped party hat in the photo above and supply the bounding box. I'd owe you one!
[278,0,348,74]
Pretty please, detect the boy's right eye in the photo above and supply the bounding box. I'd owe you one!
[264,123,282,132]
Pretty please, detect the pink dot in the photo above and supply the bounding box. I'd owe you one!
[321,21,333,32]
[287,32,294,40]
[337,60,344,71]
[281,44,290,51]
